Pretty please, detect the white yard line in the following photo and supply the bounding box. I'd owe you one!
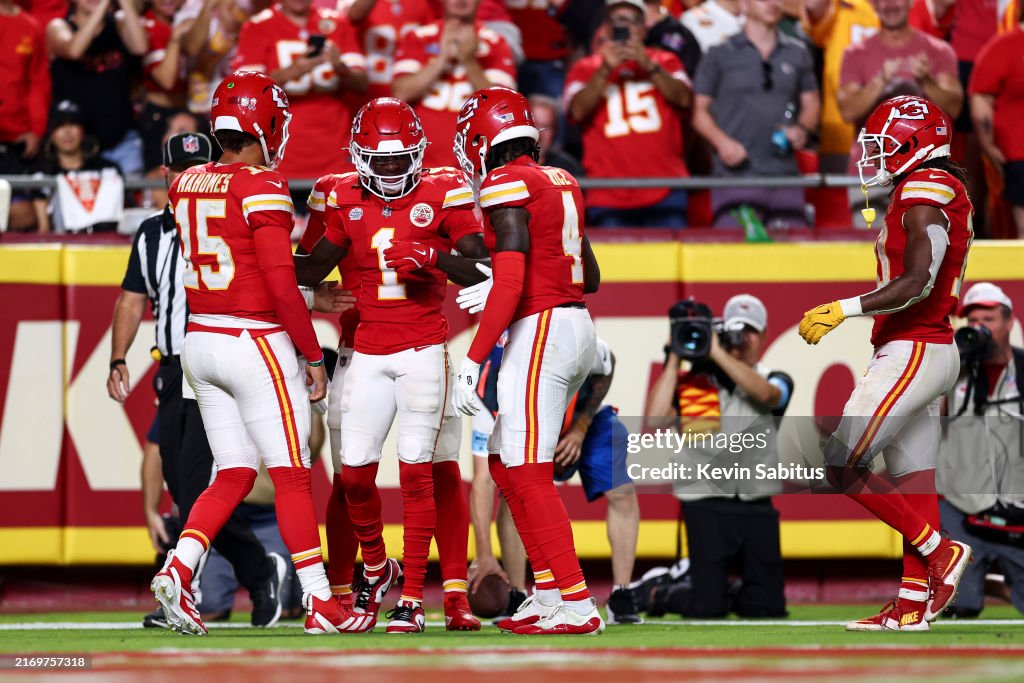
[1,619,1023,631]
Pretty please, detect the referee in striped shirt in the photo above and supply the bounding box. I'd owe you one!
[106,133,284,628]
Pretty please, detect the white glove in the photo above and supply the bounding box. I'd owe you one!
[452,358,481,416]
[456,263,493,314]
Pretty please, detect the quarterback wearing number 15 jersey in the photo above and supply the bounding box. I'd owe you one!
[478,157,586,321]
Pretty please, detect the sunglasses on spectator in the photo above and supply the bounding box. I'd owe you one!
[762,62,773,91]
[607,12,643,24]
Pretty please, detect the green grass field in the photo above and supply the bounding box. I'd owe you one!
[2,605,1023,681]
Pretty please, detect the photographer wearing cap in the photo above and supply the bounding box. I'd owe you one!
[938,282,1024,618]
[645,294,793,618]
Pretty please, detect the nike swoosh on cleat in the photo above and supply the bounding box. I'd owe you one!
[943,545,961,577]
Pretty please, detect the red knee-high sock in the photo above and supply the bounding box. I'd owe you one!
[176,467,258,580]
[340,463,386,572]
[507,461,589,601]
[897,470,941,588]
[829,465,933,543]
[398,461,435,603]
[268,467,324,567]
[432,460,469,593]
[326,472,358,596]
[488,454,556,592]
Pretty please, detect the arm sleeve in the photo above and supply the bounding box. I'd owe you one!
[121,227,148,294]
[252,225,323,362]
[299,177,331,251]
[467,251,525,363]
[767,371,794,417]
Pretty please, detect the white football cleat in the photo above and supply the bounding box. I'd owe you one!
[513,601,605,635]
[151,551,207,636]
[494,594,558,632]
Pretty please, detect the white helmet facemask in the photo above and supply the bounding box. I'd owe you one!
[350,138,425,200]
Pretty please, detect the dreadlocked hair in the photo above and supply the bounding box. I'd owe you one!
[917,157,970,189]
[486,138,539,172]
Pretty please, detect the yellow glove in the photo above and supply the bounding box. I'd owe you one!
[799,301,846,345]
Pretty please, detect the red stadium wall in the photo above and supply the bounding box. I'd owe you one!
[2,240,1023,565]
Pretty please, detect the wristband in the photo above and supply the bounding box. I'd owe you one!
[839,297,863,317]
[110,359,126,371]
[307,358,324,367]
[299,286,315,311]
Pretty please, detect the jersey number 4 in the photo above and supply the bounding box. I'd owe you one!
[175,198,234,290]
[558,189,584,285]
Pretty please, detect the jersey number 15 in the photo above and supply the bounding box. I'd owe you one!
[175,198,235,290]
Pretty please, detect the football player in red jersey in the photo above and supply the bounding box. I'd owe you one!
[233,0,368,180]
[295,97,488,633]
[450,87,605,635]
[799,95,974,632]
[151,72,357,636]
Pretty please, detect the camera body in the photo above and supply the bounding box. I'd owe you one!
[955,324,995,365]
[669,300,744,360]
[611,25,631,42]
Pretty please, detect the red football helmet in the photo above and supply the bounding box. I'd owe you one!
[453,87,538,178]
[211,71,292,170]
[857,95,952,187]
[350,98,427,199]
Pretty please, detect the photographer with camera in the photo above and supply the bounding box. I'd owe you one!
[645,294,792,618]
[938,282,1024,617]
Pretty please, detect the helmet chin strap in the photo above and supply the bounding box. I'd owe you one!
[252,122,273,168]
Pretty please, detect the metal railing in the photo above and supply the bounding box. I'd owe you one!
[0,173,867,194]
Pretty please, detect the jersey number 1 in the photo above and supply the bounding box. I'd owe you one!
[371,227,407,300]
[175,198,234,290]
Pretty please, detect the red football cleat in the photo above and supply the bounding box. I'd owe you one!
[846,597,929,632]
[444,592,481,631]
[151,552,207,636]
[385,600,426,634]
[495,594,555,632]
[346,558,402,633]
[926,539,973,621]
[513,603,604,636]
[304,593,363,634]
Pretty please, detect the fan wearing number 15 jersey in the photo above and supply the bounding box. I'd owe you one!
[450,87,605,635]
[564,42,690,215]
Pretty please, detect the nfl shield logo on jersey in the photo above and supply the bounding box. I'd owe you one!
[182,136,200,154]
[410,203,434,227]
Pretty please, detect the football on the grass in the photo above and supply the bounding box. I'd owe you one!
[468,573,510,618]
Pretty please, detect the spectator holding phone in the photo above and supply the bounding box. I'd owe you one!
[233,0,368,181]
[564,0,692,228]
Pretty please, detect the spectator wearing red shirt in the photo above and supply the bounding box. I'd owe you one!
[1,0,50,231]
[14,0,67,28]
[507,0,570,99]
[971,23,1024,237]
[233,0,368,181]
[392,0,516,168]
[340,0,436,106]
[565,0,691,228]
[139,0,190,174]
[838,0,961,131]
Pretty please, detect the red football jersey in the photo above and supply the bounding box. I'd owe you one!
[322,169,481,354]
[564,49,690,209]
[142,10,186,97]
[303,173,362,346]
[169,161,320,359]
[870,167,974,347]
[340,0,434,102]
[478,156,586,321]
[233,7,366,180]
[506,0,568,61]
[0,7,49,141]
[393,21,517,168]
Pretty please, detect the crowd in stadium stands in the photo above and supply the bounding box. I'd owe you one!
[1,0,1023,236]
